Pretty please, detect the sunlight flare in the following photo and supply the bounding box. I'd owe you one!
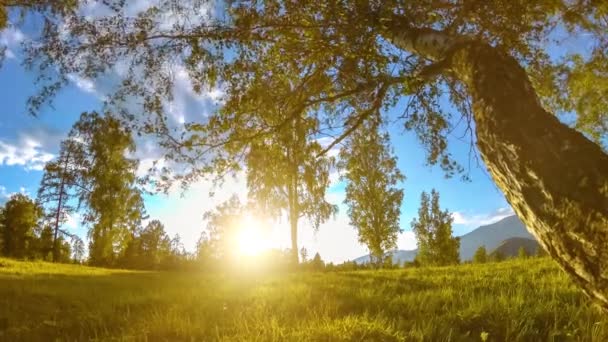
[235,215,269,256]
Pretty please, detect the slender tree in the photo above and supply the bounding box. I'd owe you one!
[245,118,337,264]
[299,247,308,263]
[339,120,404,267]
[37,138,88,262]
[209,70,337,264]
[71,235,85,263]
[13,1,608,307]
[412,190,459,266]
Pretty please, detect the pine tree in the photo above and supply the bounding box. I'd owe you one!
[311,252,324,271]
[339,120,404,267]
[412,190,459,266]
[37,138,88,262]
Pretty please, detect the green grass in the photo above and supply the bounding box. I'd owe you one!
[1,257,607,341]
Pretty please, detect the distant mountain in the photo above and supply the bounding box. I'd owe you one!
[490,237,539,258]
[458,215,534,260]
[353,249,417,265]
[353,215,536,264]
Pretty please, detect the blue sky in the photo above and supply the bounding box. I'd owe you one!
[2,6,591,263]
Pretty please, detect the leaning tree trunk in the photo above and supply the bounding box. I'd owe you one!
[385,25,608,309]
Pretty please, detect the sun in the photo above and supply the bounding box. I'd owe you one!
[235,215,268,256]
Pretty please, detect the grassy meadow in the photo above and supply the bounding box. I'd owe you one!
[1,257,607,341]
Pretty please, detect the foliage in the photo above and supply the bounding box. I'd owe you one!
[68,112,146,267]
[473,246,488,264]
[1,257,608,341]
[339,120,404,266]
[0,194,43,258]
[412,190,459,266]
[200,195,245,264]
[3,0,608,307]
[491,251,506,263]
[16,1,607,175]
[0,0,79,69]
[71,235,85,263]
[0,194,78,262]
[557,52,608,147]
[242,101,337,263]
[117,220,175,270]
[37,138,88,262]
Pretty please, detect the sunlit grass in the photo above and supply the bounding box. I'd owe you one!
[1,257,607,341]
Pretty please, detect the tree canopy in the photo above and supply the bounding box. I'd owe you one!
[339,119,404,266]
[412,189,459,266]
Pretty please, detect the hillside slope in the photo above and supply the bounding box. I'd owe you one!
[491,237,540,258]
[458,215,534,260]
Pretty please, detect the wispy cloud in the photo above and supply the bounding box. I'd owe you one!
[451,206,515,227]
[67,74,98,95]
[0,185,9,200]
[0,185,32,202]
[0,136,55,171]
[0,27,25,61]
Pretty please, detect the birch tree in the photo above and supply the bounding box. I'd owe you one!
[339,120,404,266]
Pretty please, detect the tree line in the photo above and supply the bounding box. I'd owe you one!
[0,112,191,270]
[0,110,468,272]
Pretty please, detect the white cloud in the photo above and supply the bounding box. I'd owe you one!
[0,136,55,171]
[0,27,25,60]
[164,64,223,125]
[397,230,417,250]
[0,185,31,202]
[64,212,82,230]
[67,74,98,95]
[71,1,219,127]
[451,206,515,227]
